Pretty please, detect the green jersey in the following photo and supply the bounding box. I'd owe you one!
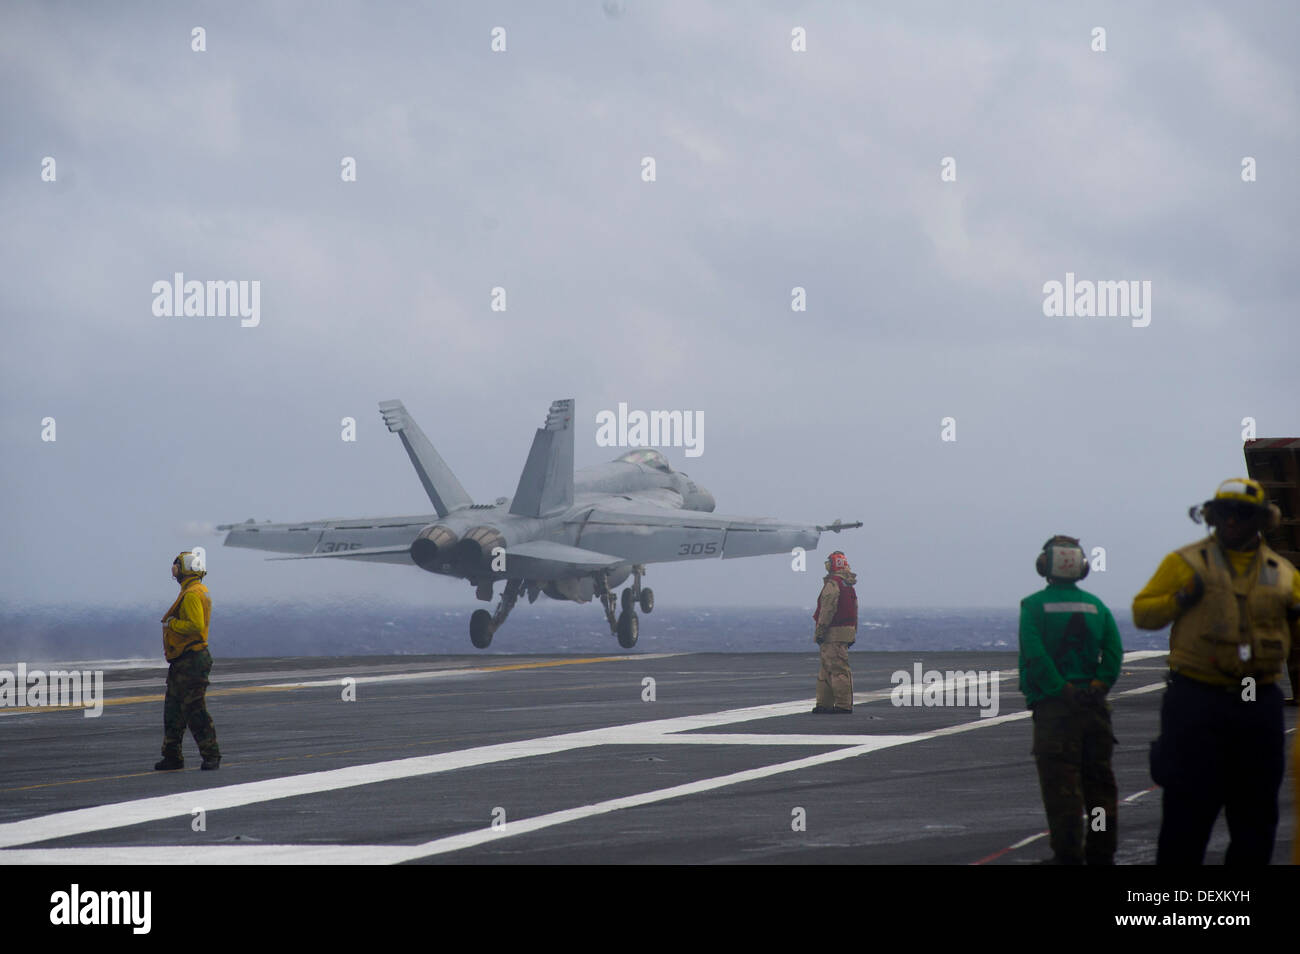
[1018,582,1122,706]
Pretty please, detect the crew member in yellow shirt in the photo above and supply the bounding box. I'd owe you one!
[1134,478,1299,864]
[156,550,221,771]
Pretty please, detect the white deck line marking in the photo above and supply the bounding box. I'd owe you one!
[348,738,927,863]
[850,650,1159,708]
[0,733,595,849]
[1123,787,1156,804]
[0,738,926,865]
[0,671,1173,860]
[0,845,411,865]
[0,694,945,850]
[987,783,1161,863]
[1009,832,1047,850]
[0,696,890,850]
[634,733,911,746]
[921,708,1032,735]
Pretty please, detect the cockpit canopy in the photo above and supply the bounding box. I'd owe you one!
[615,448,672,473]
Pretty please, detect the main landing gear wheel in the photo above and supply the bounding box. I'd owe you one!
[638,587,654,614]
[621,587,634,613]
[617,610,639,649]
[470,609,494,649]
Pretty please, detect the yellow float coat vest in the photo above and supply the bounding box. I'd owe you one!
[1169,537,1293,686]
[162,579,211,661]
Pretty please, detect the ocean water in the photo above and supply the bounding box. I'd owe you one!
[0,603,1167,663]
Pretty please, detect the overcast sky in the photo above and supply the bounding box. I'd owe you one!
[2,1,1297,617]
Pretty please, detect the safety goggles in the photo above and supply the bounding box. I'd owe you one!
[1216,502,1263,521]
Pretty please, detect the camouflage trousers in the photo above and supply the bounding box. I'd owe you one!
[816,640,854,709]
[1031,691,1117,864]
[162,648,220,761]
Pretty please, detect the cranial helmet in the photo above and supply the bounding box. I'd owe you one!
[1036,535,1088,582]
[173,550,206,579]
[1215,477,1267,507]
[825,550,850,573]
[1193,477,1281,530]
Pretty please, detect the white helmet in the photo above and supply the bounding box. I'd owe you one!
[172,550,206,579]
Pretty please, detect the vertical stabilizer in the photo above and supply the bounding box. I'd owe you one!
[378,400,474,517]
[510,399,575,518]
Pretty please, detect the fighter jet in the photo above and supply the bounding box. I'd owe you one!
[219,400,861,649]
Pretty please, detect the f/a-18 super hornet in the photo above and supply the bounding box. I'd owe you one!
[219,400,861,649]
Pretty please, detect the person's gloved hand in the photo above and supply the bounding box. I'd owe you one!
[1174,573,1204,611]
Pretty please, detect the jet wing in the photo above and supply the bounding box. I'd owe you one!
[219,516,433,565]
[574,505,826,563]
[267,545,413,563]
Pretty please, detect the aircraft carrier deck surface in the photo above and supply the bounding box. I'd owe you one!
[3,650,1294,933]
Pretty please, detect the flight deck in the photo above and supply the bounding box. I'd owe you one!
[0,650,1294,866]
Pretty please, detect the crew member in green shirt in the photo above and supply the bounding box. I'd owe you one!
[1019,535,1122,864]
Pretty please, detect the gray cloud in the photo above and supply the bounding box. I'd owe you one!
[2,1,1296,619]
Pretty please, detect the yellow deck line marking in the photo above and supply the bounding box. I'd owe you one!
[0,654,667,716]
